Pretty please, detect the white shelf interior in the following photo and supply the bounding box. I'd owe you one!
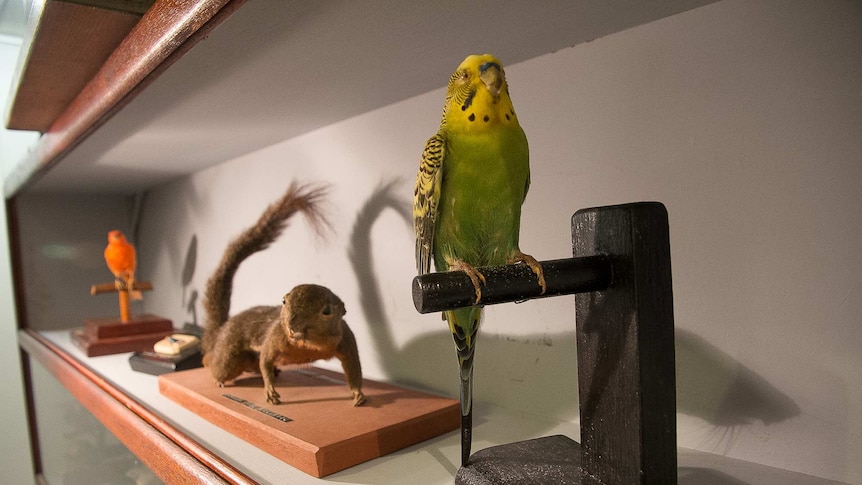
[34,329,845,485]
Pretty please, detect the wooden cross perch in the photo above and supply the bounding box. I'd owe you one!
[91,280,154,323]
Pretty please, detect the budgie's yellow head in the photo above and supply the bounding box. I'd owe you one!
[441,54,518,133]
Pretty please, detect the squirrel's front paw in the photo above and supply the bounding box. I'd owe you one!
[265,387,281,405]
[353,390,366,407]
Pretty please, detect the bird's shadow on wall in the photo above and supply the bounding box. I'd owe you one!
[678,467,752,485]
[345,179,578,430]
[180,234,200,332]
[675,328,801,446]
[347,180,799,450]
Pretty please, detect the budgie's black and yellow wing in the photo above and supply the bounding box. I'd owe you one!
[413,133,445,275]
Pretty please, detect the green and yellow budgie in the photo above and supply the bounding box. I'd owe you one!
[413,53,546,466]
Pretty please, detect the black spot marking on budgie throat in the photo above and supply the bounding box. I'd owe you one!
[462,90,475,111]
[468,113,475,122]
[483,115,489,122]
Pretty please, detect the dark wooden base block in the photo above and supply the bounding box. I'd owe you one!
[129,349,204,375]
[84,314,173,339]
[72,314,173,357]
[456,435,581,485]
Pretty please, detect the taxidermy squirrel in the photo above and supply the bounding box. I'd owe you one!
[202,182,365,406]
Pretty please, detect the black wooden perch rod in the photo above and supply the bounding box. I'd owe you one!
[412,255,613,314]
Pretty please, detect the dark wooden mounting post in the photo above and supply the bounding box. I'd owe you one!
[413,202,676,485]
[573,202,676,485]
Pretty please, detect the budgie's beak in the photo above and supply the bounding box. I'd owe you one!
[479,62,502,99]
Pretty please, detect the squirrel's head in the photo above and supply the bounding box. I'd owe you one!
[280,284,345,343]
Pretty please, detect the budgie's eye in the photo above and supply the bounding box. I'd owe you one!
[459,70,469,82]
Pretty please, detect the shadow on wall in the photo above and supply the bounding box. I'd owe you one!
[678,467,751,485]
[676,328,800,434]
[181,234,199,329]
[347,179,579,428]
[346,181,799,447]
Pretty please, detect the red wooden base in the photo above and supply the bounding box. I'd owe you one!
[72,314,173,357]
[159,366,460,477]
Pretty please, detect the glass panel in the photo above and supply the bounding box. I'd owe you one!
[28,357,163,485]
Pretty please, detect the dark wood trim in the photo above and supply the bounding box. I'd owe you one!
[5,197,42,476]
[59,0,156,16]
[4,0,249,196]
[19,329,256,484]
[19,350,43,478]
[5,198,28,332]
[4,2,142,131]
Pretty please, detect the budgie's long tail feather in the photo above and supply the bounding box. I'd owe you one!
[447,307,482,466]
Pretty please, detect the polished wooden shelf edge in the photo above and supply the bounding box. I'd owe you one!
[19,328,256,484]
[4,0,249,197]
[4,2,143,132]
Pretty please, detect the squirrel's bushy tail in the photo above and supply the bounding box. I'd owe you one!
[202,181,329,353]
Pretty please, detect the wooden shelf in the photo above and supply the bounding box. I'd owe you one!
[18,329,842,484]
[4,0,244,196]
[18,328,252,484]
[18,329,558,484]
[3,1,150,132]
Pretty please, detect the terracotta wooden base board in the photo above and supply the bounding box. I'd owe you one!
[159,366,460,477]
[72,314,173,357]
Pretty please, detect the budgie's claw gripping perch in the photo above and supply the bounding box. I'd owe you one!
[448,259,486,305]
[510,251,547,294]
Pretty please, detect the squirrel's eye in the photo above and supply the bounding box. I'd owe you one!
[282,296,286,305]
[322,304,332,316]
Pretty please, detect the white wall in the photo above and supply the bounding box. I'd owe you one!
[0,34,39,177]
[0,188,35,485]
[13,193,141,330]
[0,34,37,485]
[138,1,861,483]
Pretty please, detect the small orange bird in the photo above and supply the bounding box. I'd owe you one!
[104,230,142,299]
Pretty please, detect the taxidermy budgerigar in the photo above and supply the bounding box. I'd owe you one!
[413,53,546,466]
